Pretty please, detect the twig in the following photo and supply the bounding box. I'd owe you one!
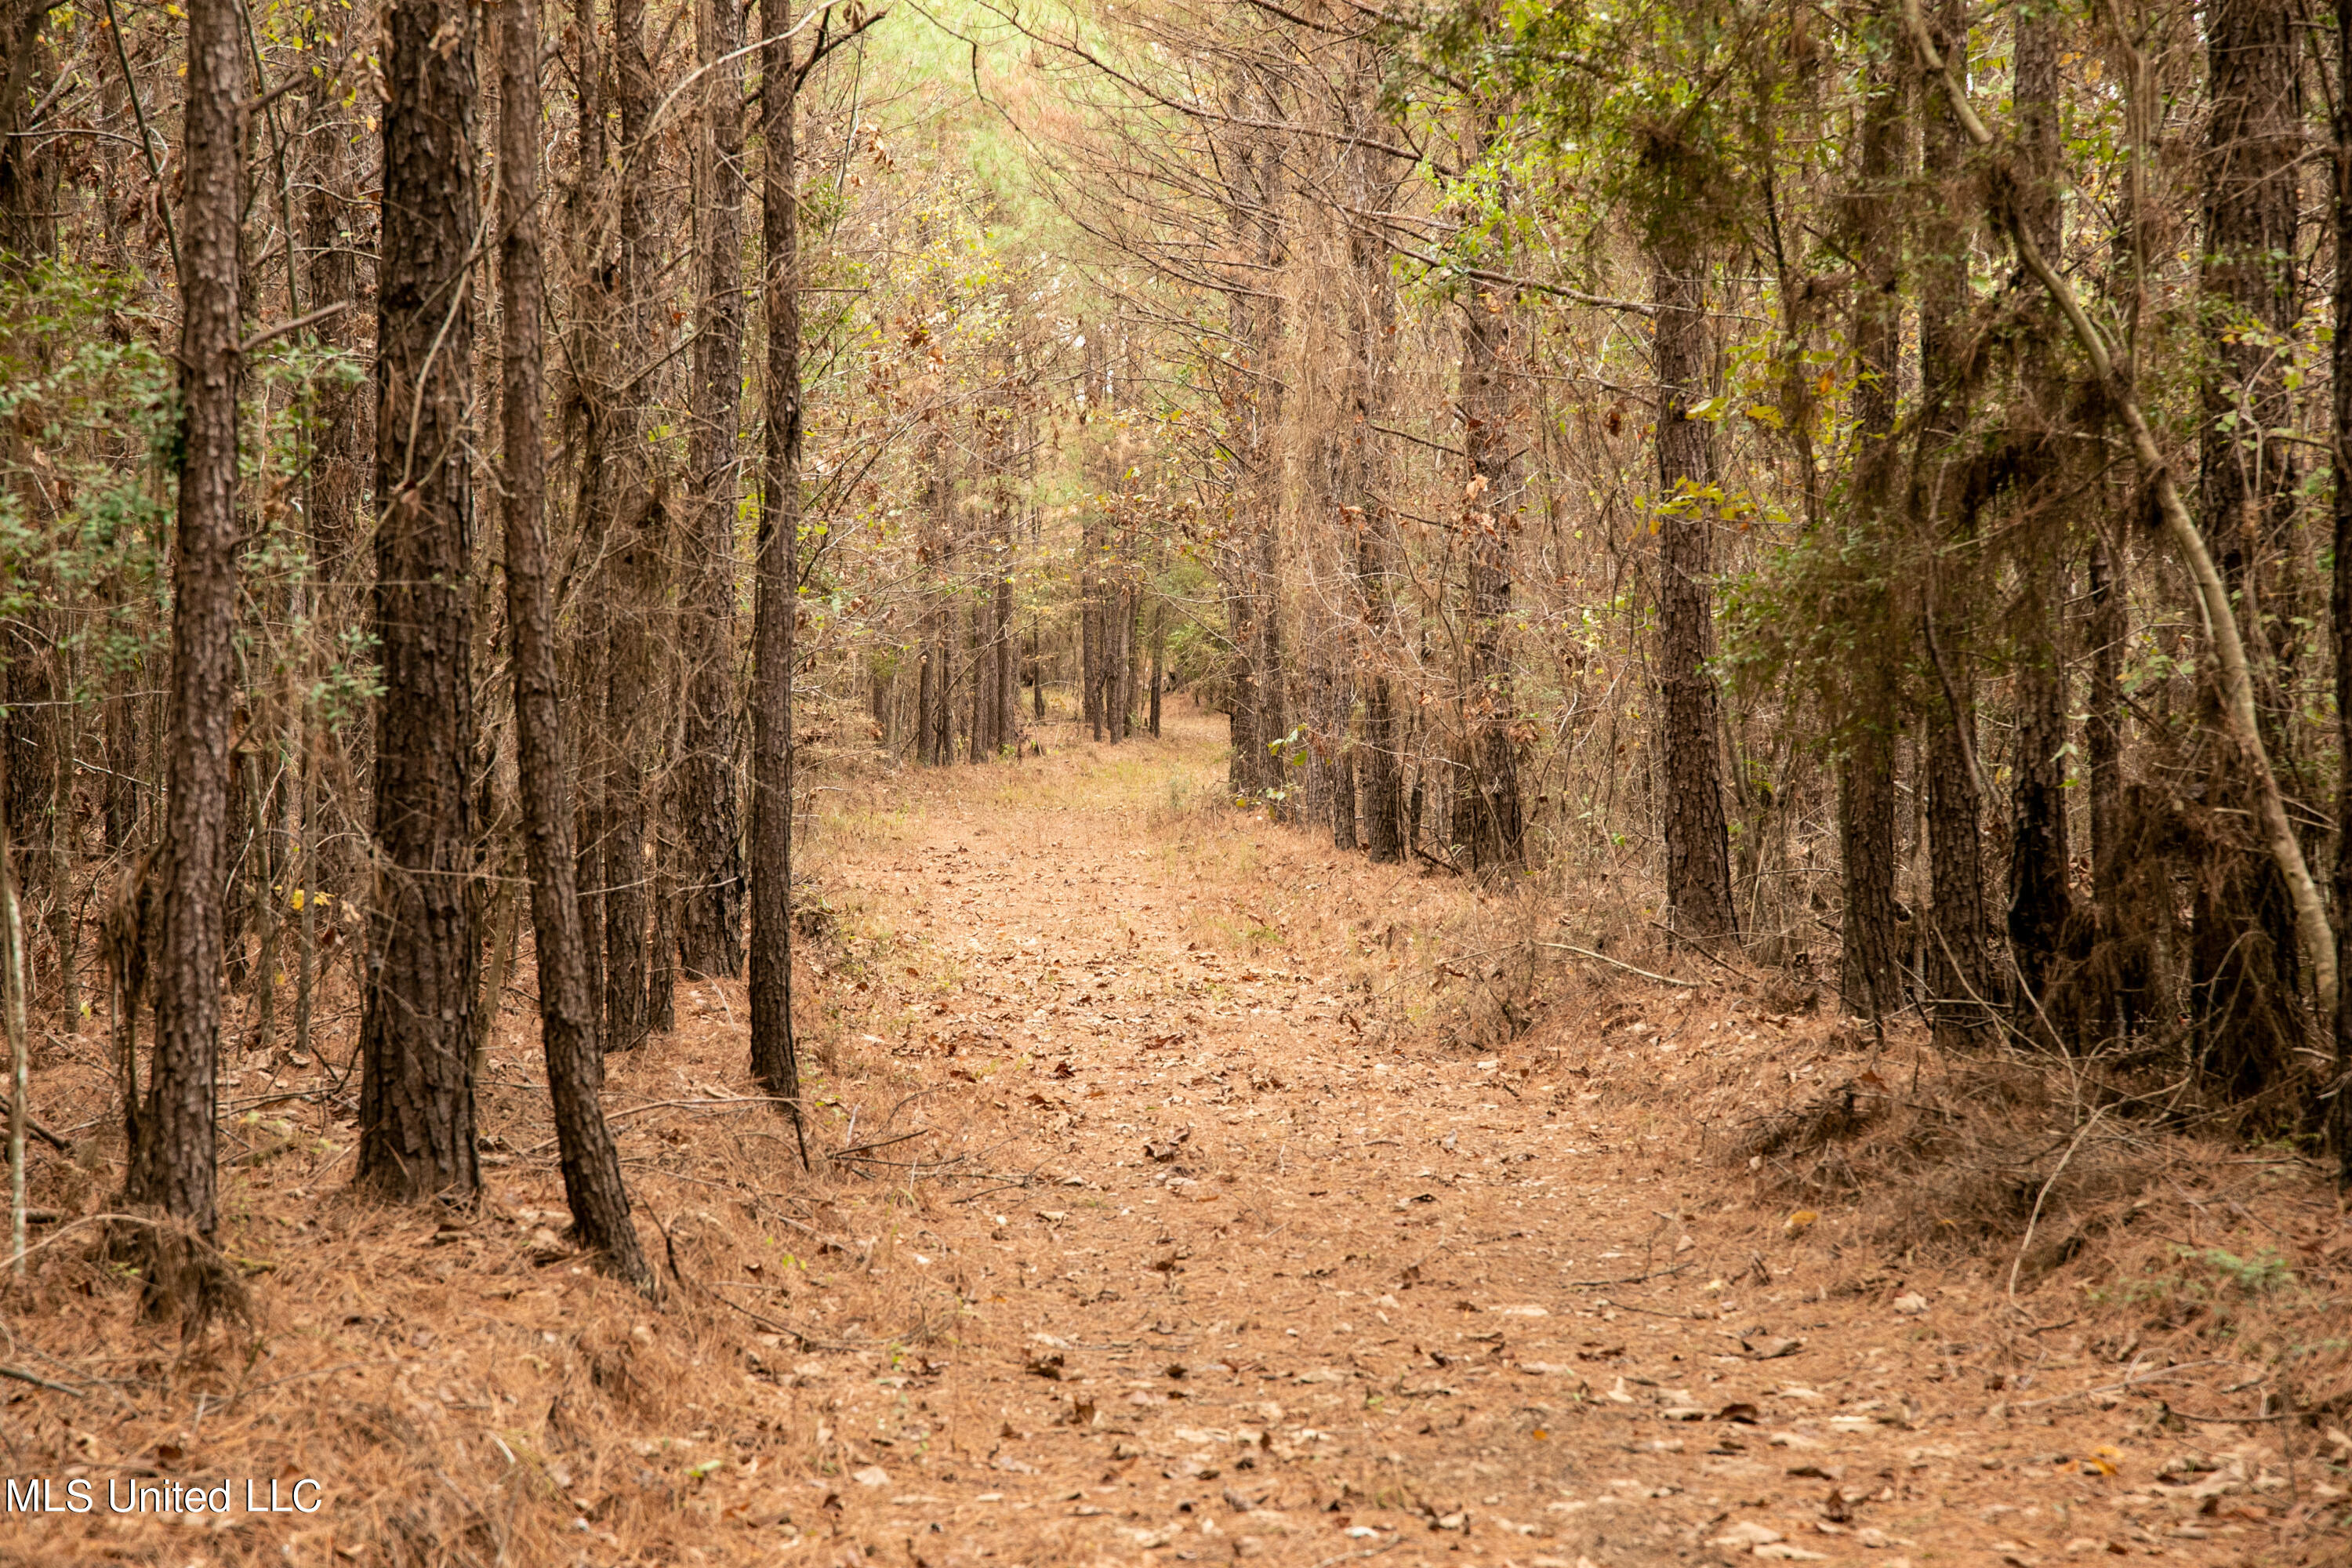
[1642,920,1762,983]
[238,299,353,354]
[1,1211,167,1273]
[2013,1359,2231,1410]
[1537,942,1704,989]
[516,1095,802,1155]
[1593,1296,1697,1319]
[833,1127,929,1160]
[0,1363,85,1396]
[222,1360,364,1414]
[2008,1106,2105,1301]
[1565,1261,1693,1288]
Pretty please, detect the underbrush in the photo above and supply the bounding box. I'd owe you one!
[1697,1014,2352,1443]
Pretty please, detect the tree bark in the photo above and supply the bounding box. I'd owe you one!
[361,0,481,1200]
[1911,0,1994,1041]
[0,0,57,266]
[1838,9,1905,1015]
[2192,0,2303,1073]
[749,0,804,1136]
[1459,278,1525,875]
[494,0,655,1289]
[597,0,664,1051]
[2332,0,2352,1181]
[1149,605,1163,739]
[128,0,242,1266]
[1648,238,1737,940]
[1904,0,2337,1032]
[676,0,749,979]
[2005,2,2074,1016]
[1337,48,1403,862]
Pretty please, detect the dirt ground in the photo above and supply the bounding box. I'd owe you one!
[2,702,2346,1567]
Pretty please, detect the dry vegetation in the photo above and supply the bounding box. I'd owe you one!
[2,706,2344,1567]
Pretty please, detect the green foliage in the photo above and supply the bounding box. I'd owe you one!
[2183,1247,2295,1295]
[0,260,177,683]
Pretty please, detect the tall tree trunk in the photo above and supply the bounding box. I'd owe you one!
[918,425,947,764]
[1218,95,1289,806]
[568,0,610,1055]
[128,0,241,1286]
[1912,0,1994,1041]
[1648,234,1737,938]
[993,546,1015,750]
[1459,277,1525,874]
[2332,0,2352,1181]
[2195,0,2305,1082]
[495,0,653,1288]
[361,0,481,1200]
[2005,5,2074,1018]
[749,0,803,1140]
[1338,49,1403,862]
[676,0,749,979]
[604,488,663,1049]
[0,0,57,265]
[1838,11,1906,1015]
[599,0,663,1050]
[1149,606,1163,738]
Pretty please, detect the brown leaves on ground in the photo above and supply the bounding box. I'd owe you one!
[0,706,2345,1566]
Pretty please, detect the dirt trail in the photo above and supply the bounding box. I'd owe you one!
[3,708,2328,1568]
[783,712,2299,1568]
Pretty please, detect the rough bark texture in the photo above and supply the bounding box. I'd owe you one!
[1338,49,1403,863]
[567,0,611,1052]
[2202,0,2302,595]
[2005,5,2074,1014]
[1216,97,1287,804]
[1839,734,1904,1018]
[0,0,56,267]
[1839,22,1904,1017]
[599,0,662,1050]
[1648,238,1737,940]
[129,0,242,1251]
[2333,0,2352,1181]
[1459,281,1525,875]
[494,0,654,1290]
[749,0,802,1127]
[1910,0,1994,1040]
[2194,0,2304,1082]
[676,0,748,979]
[360,0,481,1200]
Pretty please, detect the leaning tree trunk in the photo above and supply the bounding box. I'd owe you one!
[749,0,804,1143]
[494,0,655,1290]
[129,0,241,1292]
[360,0,481,1201]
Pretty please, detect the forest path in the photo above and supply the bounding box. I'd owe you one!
[786,705,2260,1568]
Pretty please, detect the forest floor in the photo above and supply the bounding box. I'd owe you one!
[2,701,2347,1568]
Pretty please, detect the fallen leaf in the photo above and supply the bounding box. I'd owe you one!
[1709,1521,1784,1548]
